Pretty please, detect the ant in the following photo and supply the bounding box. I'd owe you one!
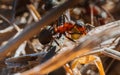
[38,14,88,45]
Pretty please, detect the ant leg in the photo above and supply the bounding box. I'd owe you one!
[54,39,60,46]
[63,33,76,42]
[58,33,62,39]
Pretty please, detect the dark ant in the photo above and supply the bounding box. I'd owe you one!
[38,14,88,45]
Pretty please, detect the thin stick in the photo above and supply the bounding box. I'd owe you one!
[90,4,94,25]
[0,14,20,31]
[63,64,74,75]
[27,4,41,21]
[102,48,120,61]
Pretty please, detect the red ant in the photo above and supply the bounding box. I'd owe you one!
[38,14,88,45]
